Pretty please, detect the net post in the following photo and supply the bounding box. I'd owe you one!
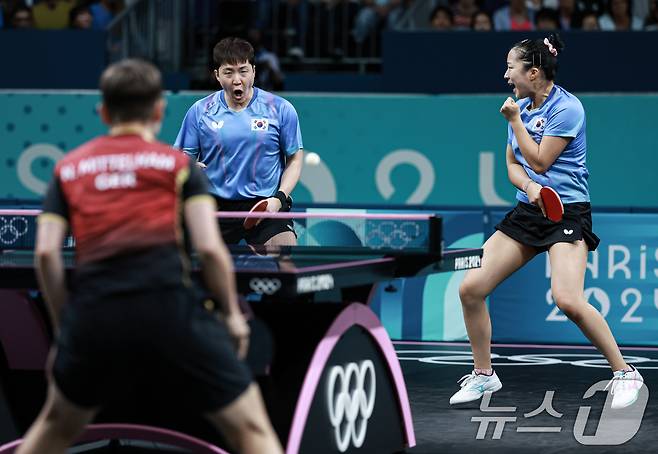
[427,215,443,256]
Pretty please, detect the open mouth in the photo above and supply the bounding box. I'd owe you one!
[234,89,244,98]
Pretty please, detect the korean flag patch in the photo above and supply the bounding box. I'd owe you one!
[531,117,547,132]
[251,118,269,131]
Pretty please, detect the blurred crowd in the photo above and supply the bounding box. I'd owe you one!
[1,0,656,89]
[239,0,658,68]
[349,0,658,36]
[418,0,658,31]
[3,0,656,33]
[0,0,129,30]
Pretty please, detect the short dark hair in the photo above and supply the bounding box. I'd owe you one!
[213,37,255,69]
[471,10,493,28]
[535,8,561,29]
[99,59,162,123]
[511,33,565,81]
[10,5,33,26]
[69,5,91,29]
[430,5,454,24]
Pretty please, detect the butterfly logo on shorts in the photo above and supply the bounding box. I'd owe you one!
[564,229,574,235]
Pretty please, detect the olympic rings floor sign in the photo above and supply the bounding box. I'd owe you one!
[327,360,376,452]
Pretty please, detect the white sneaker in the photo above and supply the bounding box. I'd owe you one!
[450,370,502,405]
[605,365,644,409]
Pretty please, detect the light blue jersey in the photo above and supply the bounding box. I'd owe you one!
[174,88,303,200]
[508,85,589,204]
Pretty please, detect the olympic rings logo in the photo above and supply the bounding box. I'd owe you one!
[366,221,422,249]
[327,360,376,452]
[0,216,30,245]
[248,277,282,295]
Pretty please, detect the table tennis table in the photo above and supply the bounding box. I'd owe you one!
[0,210,482,454]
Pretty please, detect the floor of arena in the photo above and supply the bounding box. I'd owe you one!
[1,342,654,453]
[397,342,657,453]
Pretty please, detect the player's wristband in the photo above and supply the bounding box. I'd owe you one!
[523,179,534,193]
[274,190,292,212]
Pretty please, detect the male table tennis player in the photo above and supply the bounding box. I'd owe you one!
[17,59,283,454]
[174,37,303,246]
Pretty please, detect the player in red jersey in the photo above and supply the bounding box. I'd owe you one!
[16,59,283,454]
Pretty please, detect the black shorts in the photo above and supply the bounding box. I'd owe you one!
[52,286,252,412]
[495,201,600,252]
[214,196,296,245]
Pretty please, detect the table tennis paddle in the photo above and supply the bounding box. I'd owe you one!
[539,186,563,222]
[243,199,268,230]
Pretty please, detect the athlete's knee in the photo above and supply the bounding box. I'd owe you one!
[459,277,487,307]
[552,290,584,321]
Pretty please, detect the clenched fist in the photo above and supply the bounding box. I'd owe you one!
[500,97,520,122]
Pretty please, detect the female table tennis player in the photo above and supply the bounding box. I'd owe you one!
[450,33,644,409]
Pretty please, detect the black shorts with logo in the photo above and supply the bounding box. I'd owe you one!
[495,201,600,252]
[52,286,252,412]
[213,196,296,245]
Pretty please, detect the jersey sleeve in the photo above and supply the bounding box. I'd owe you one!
[42,174,70,221]
[182,159,210,200]
[174,104,202,159]
[543,100,584,138]
[278,99,303,156]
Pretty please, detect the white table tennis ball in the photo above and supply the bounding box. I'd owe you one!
[304,152,321,166]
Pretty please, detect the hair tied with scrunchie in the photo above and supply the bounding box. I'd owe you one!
[544,38,558,57]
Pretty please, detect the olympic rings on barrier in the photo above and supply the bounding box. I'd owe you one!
[248,277,282,295]
[0,216,30,245]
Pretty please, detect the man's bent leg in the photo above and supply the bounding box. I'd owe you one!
[16,382,97,454]
[204,383,283,454]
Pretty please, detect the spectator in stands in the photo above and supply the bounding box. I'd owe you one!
[535,7,562,29]
[632,0,651,24]
[580,9,601,27]
[0,0,29,28]
[557,0,578,29]
[389,0,437,30]
[452,0,480,29]
[33,0,73,29]
[576,0,606,15]
[69,4,92,29]
[352,0,401,44]
[248,28,284,91]
[493,0,535,30]
[471,10,494,30]
[9,3,34,28]
[599,0,644,29]
[429,5,454,30]
[645,0,658,28]
[528,0,546,12]
[88,0,123,30]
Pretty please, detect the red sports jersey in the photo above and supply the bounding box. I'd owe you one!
[51,135,193,264]
[42,133,209,295]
